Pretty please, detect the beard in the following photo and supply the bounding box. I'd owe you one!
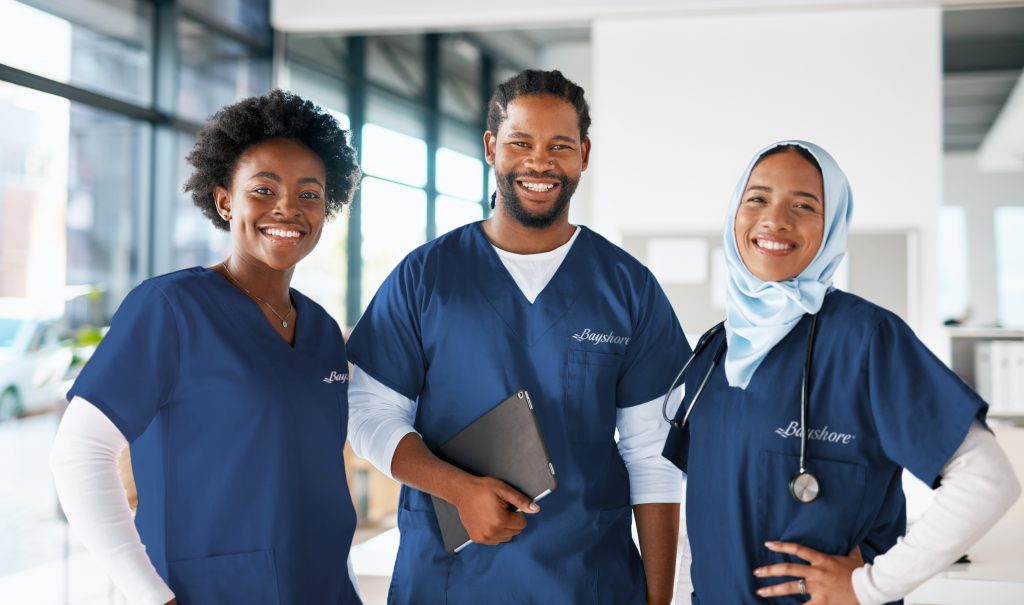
[495,169,579,229]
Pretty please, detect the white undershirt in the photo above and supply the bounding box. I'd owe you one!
[49,227,1020,603]
[347,225,684,506]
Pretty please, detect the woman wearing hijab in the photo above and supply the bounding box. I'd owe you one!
[663,141,1020,604]
[49,90,363,604]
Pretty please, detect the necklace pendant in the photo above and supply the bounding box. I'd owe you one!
[282,320,289,328]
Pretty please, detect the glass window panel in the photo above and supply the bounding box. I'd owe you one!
[285,34,348,81]
[0,82,149,601]
[440,36,481,123]
[938,206,969,322]
[172,133,230,271]
[292,212,348,325]
[439,119,481,158]
[0,0,153,105]
[436,195,483,236]
[366,92,426,140]
[361,123,427,187]
[286,62,349,129]
[360,177,426,305]
[180,0,269,33]
[177,15,272,123]
[366,35,425,99]
[995,206,1024,328]
[436,147,483,201]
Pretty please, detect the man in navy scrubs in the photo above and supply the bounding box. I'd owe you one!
[347,70,692,604]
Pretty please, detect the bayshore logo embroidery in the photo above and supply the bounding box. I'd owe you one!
[572,328,631,346]
[775,421,856,445]
[323,371,348,384]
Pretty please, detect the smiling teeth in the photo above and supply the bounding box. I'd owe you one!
[521,182,555,192]
[264,228,300,238]
[757,239,792,251]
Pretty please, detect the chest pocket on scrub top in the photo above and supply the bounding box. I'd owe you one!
[565,348,622,443]
[757,450,867,567]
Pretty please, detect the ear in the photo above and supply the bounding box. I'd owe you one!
[483,131,497,166]
[580,136,592,171]
[213,185,231,220]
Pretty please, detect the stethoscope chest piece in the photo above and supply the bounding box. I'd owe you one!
[789,470,820,504]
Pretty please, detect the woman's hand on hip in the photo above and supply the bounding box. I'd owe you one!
[752,541,863,604]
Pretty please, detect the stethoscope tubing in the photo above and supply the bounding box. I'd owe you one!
[662,314,821,502]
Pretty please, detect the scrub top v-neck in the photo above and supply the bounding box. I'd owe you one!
[663,290,986,605]
[68,267,361,605]
[347,222,691,605]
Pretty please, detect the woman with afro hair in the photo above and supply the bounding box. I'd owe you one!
[51,90,364,605]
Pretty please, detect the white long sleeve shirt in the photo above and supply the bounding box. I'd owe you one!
[347,226,684,505]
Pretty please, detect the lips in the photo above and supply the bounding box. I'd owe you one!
[752,236,797,256]
[258,224,306,244]
[515,178,561,202]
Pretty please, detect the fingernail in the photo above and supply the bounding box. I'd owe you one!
[753,568,764,577]
[757,589,767,596]
[528,503,539,512]
[765,541,777,548]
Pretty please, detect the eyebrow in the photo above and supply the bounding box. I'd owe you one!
[506,131,578,144]
[745,185,821,204]
[252,171,324,188]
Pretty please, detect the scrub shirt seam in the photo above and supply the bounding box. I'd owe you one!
[616,270,656,406]
[146,281,182,579]
[145,281,183,406]
[618,269,689,409]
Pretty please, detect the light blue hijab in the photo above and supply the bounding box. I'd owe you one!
[723,140,853,389]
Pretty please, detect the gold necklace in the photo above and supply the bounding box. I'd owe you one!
[220,262,294,328]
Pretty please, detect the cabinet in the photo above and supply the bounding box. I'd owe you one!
[949,328,1024,423]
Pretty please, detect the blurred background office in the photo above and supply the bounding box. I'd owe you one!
[1,0,1023,603]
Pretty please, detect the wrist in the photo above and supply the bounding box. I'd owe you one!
[437,470,477,509]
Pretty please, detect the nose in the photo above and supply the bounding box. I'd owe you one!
[273,191,302,218]
[760,202,793,231]
[525,146,553,171]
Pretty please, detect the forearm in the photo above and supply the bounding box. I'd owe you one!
[852,421,1021,604]
[634,502,679,605]
[50,398,174,605]
[390,432,475,505]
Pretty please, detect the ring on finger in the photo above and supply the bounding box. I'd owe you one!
[798,578,807,596]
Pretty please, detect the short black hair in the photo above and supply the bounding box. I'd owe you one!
[757,144,822,175]
[486,69,591,139]
[184,89,361,231]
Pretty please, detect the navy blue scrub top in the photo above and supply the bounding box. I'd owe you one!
[347,222,691,605]
[663,290,987,605]
[68,267,360,605]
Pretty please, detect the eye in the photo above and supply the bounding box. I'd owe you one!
[551,144,571,151]
[253,186,273,195]
[745,196,766,204]
[510,141,529,148]
[300,191,321,200]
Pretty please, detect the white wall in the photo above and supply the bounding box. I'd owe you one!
[588,6,944,348]
[540,42,594,227]
[944,151,1024,325]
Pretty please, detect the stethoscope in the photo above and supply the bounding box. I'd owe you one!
[661,314,822,504]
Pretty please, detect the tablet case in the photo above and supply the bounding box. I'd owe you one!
[429,389,558,554]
